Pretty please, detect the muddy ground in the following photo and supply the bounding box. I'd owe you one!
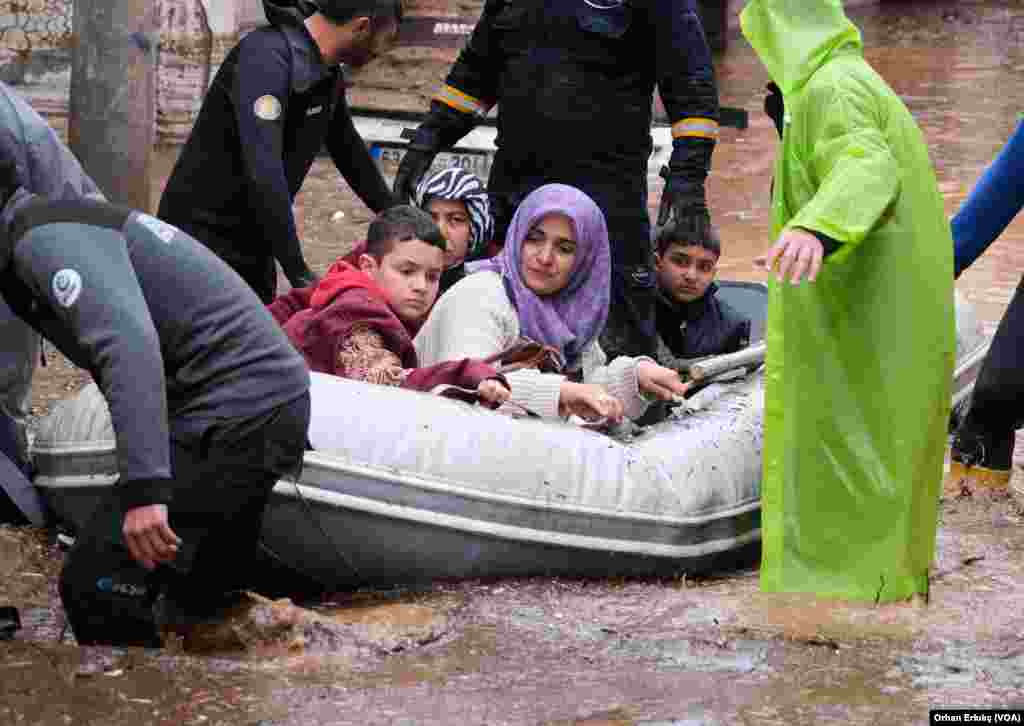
[2,490,1024,725]
[5,0,1024,723]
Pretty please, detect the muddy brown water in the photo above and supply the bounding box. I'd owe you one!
[4,1,1024,724]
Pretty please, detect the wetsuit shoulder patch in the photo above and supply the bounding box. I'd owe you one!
[254,95,283,121]
[51,268,83,308]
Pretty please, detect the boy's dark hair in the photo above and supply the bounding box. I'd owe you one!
[315,0,403,27]
[654,218,722,258]
[365,205,446,259]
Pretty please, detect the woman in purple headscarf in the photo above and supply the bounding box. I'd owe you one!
[414,184,689,422]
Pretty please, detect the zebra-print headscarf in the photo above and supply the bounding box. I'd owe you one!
[413,167,494,259]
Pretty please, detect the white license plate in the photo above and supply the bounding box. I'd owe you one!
[370,144,493,178]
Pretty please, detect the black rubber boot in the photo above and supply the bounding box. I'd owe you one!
[945,423,1014,497]
[945,276,1024,497]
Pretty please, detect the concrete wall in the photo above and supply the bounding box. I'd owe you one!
[0,0,244,141]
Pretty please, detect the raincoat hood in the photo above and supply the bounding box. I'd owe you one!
[740,0,863,95]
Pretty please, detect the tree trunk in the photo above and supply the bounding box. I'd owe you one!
[69,0,158,212]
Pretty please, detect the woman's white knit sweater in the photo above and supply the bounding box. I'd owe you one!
[414,271,651,420]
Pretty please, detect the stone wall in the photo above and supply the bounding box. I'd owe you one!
[156,1,215,144]
[0,0,240,142]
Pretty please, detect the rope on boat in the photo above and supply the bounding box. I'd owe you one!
[289,479,363,584]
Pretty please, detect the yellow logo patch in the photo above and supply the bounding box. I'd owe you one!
[254,95,283,121]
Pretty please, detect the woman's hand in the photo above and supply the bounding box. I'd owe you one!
[477,378,511,408]
[558,382,625,423]
[636,360,691,401]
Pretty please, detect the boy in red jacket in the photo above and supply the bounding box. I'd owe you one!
[269,205,508,405]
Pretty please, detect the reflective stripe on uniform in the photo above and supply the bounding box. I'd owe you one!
[671,117,720,140]
[434,85,492,116]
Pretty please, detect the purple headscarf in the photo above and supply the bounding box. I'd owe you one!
[466,184,611,369]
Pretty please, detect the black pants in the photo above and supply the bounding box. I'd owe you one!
[59,393,310,647]
[955,276,1024,468]
[0,409,35,525]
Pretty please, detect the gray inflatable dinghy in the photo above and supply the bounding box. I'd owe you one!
[29,283,989,587]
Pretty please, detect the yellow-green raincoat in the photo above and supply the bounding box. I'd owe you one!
[740,0,955,601]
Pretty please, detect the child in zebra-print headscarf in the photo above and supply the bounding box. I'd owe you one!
[414,167,494,295]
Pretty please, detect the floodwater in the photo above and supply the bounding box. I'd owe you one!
[703,0,1024,337]
[5,1,1024,724]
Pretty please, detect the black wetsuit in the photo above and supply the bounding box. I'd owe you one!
[158,0,394,302]
[0,192,310,646]
[0,80,103,476]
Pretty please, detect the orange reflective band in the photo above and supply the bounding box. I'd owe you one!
[434,85,492,116]
[671,117,720,140]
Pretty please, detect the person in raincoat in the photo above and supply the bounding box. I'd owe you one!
[741,0,955,602]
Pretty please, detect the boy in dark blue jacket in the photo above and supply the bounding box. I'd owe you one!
[653,220,750,370]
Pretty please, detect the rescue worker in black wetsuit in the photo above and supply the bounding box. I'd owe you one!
[393,0,720,359]
[158,0,401,303]
[0,81,103,481]
[0,160,310,647]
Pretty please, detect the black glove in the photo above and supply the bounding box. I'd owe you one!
[656,165,710,230]
[764,82,785,139]
[393,146,438,204]
[393,103,477,203]
[656,135,714,230]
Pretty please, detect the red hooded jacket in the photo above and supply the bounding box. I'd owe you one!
[268,258,503,395]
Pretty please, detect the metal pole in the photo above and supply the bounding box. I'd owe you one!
[689,342,767,381]
[68,0,158,212]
